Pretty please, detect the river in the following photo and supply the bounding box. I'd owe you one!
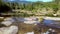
[1,17,60,34]
[17,18,60,34]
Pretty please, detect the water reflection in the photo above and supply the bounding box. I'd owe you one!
[43,20,54,24]
[43,20,60,28]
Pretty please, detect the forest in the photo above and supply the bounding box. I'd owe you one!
[0,0,60,17]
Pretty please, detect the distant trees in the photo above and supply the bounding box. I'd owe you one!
[1,0,60,17]
[0,0,2,5]
[1,0,60,12]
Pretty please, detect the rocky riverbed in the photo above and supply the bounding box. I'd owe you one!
[0,17,60,34]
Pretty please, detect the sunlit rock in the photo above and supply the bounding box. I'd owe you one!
[3,26,18,34]
[1,18,15,26]
[24,21,40,24]
[1,21,13,26]
[0,17,4,19]
[48,28,52,31]
[45,31,50,34]
[4,18,15,22]
[0,26,18,34]
[53,14,57,16]
[52,30,55,32]
[0,17,4,22]
[0,31,3,34]
[25,31,34,34]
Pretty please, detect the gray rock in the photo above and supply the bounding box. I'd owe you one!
[0,26,18,34]
[1,21,13,26]
[1,18,15,26]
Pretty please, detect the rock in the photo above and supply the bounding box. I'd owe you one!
[0,17,4,22]
[0,26,18,34]
[1,18,15,26]
[25,31,34,34]
[0,31,3,34]
[24,17,38,21]
[1,21,13,26]
[4,26,18,34]
[4,18,15,22]
[53,14,57,16]
[24,21,40,24]
[48,28,52,31]
[45,31,50,34]
[0,17,4,19]
[0,27,7,34]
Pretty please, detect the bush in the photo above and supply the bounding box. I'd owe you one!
[45,14,54,17]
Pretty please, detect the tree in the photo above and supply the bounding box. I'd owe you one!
[0,0,12,13]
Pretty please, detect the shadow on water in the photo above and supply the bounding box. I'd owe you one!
[43,20,60,28]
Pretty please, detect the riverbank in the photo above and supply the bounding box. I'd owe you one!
[43,17,60,20]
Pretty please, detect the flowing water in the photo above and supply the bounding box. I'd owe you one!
[0,17,60,34]
[17,19,60,34]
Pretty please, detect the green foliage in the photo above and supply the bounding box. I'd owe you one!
[0,0,2,5]
[32,9,37,13]
[3,0,59,12]
[45,14,54,17]
[1,0,60,11]
[1,0,60,17]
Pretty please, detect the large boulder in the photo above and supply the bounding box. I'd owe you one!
[0,26,18,34]
[4,26,18,34]
[1,18,15,26]
[1,21,13,26]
